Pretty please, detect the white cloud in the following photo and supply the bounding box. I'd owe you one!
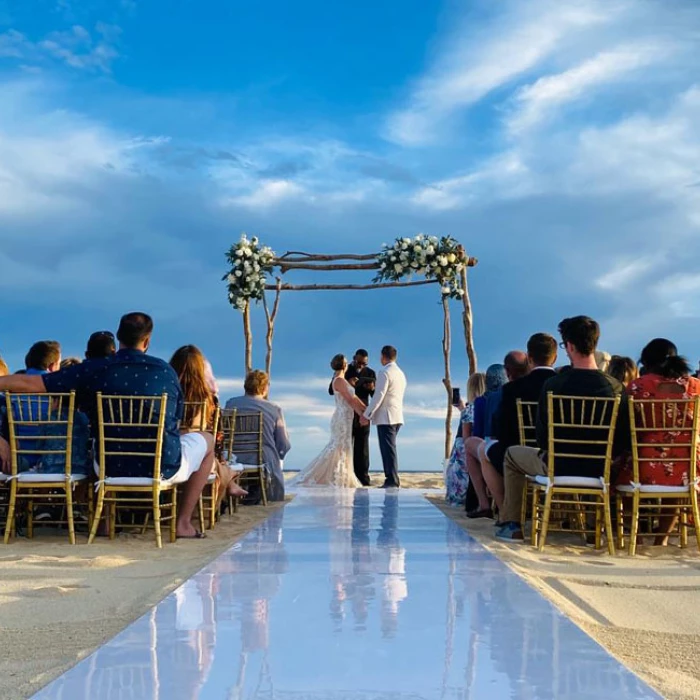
[595,257,656,291]
[385,0,612,146]
[507,42,669,134]
[225,179,305,209]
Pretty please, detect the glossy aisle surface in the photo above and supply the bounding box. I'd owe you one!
[33,489,660,699]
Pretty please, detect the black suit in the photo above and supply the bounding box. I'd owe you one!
[488,367,557,472]
[329,363,376,485]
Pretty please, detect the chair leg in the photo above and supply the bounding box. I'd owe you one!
[537,489,554,552]
[259,468,268,506]
[520,482,528,528]
[4,482,17,544]
[170,488,177,544]
[153,494,163,549]
[66,485,76,545]
[209,483,217,530]
[88,487,105,544]
[628,492,640,556]
[27,491,34,540]
[603,496,615,555]
[691,489,700,553]
[109,501,117,540]
[616,494,625,550]
[530,488,540,547]
[595,502,602,550]
[680,505,689,548]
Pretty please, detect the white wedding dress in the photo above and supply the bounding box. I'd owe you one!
[294,381,362,488]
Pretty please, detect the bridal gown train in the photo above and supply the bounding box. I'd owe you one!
[294,385,362,488]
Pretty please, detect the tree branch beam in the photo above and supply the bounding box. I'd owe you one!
[264,280,439,292]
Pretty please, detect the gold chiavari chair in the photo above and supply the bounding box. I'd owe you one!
[4,391,88,545]
[616,396,700,555]
[531,393,621,553]
[516,399,539,526]
[219,408,240,515]
[182,400,220,531]
[89,393,175,548]
[231,412,268,507]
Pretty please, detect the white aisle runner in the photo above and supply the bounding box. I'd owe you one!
[33,489,660,699]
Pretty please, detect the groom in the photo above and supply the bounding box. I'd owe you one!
[361,346,407,488]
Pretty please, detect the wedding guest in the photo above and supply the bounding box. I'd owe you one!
[85,330,116,360]
[464,362,509,518]
[0,312,215,538]
[225,370,291,503]
[479,333,558,517]
[619,339,700,544]
[496,316,629,541]
[25,341,61,374]
[169,345,247,502]
[60,357,81,369]
[608,355,638,385]
[595,350,611,373]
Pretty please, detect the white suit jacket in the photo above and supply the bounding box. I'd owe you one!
[363,362,406,426]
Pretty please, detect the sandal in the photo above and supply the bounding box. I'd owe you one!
[466,508,494,520]
[177,531,207,540]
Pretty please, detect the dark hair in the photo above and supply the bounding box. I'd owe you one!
[608,355,638,385]
[503,350,529,380]
[639,338,691,379]
[558,316,600,356]
[117,312,153,349]
[86,330,116,359]
[527,333,557,367]
[354,349,369,358]
[381,345,398,362]
[25,341,61,370]
[331,354,346,371]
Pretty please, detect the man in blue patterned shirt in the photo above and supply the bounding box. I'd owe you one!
[0,313,214,539]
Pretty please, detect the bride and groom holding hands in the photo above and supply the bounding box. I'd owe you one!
[295,346,407,489]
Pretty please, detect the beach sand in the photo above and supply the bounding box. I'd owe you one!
[0,502,284,700]
[430,496,700,700]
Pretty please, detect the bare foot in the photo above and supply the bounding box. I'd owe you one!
[228,483,249,498]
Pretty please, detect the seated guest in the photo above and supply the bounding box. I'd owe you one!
[594,350,611,373]
[0,312,214,539]
[464,362,510,518]
[25,341,61,374]
[85,330,117,360]
[169,345,247,501]
[621,339,700,544]
[496,316,629,541]
[225,370,291,502]
[479,333,558,517]
[60,357,81,369]
[445,372,486,506]
[0,355,7,471]
[607,355,638,385]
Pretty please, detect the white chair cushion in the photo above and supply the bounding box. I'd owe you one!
[103,476,175,487]
[534,475,604,489]
[17,473,87,484]
[616,483,689,494]
[207,472,217,483]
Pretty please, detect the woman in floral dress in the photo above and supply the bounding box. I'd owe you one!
[445,372,486,505]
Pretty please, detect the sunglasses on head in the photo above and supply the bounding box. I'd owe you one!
[90,331,115,340]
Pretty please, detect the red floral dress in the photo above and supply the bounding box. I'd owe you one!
[620,374,700,487]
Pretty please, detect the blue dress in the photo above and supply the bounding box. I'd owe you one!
[445,405,473,505]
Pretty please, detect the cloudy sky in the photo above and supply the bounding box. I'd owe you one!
[2,0,700,471]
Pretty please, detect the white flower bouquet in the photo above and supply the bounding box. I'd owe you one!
[374,234,467,299]
[223,233,276,312]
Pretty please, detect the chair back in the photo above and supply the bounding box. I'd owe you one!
[546,393,621,480]
[629,396,700,486]
[231,411,264,465]
[219,408,237,461]
[516,399,538,447]
[182,399,219,433]
[96,393,168,480]
[4,392,76,476]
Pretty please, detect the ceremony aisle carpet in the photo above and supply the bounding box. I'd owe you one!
[32,489,660,699]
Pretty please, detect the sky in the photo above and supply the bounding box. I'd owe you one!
[2,0,700,471]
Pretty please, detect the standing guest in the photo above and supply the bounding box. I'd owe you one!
[496,316,629,541]
[170,345,247,501]
[0,313,215,539]
[60,357,81,369]
[464,363,509,518]
[225,370,291,502]
[85,330,117,360]
[445,372,486,506]
[608,356,638,385]
[620,339,700,544]
[479,334,558,517]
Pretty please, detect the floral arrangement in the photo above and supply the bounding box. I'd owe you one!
[373,234,467,299]
[223,234,275,312]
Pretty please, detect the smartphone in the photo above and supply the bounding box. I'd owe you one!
[451,388,461,406]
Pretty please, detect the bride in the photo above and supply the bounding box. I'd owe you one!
[295,354,367,488]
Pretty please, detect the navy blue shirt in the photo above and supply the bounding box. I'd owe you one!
[43,349,184,478]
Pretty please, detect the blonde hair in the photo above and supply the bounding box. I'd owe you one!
[467,372,486,403]
[0,355,8,377]
[244,370,269,397]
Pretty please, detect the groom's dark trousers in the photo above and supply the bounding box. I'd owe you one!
[377,424,401,487]
[352,416,371,486]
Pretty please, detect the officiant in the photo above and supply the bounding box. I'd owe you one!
[329,349,376,485]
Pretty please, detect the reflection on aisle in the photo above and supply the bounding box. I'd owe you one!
[34,489,660,700]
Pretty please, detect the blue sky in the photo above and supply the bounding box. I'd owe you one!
[2,0,700,471]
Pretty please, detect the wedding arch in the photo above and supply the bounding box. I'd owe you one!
[223,234,478,458]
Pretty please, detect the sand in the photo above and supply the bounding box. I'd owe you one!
[0,502,284,700]
[430,496,700,700]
